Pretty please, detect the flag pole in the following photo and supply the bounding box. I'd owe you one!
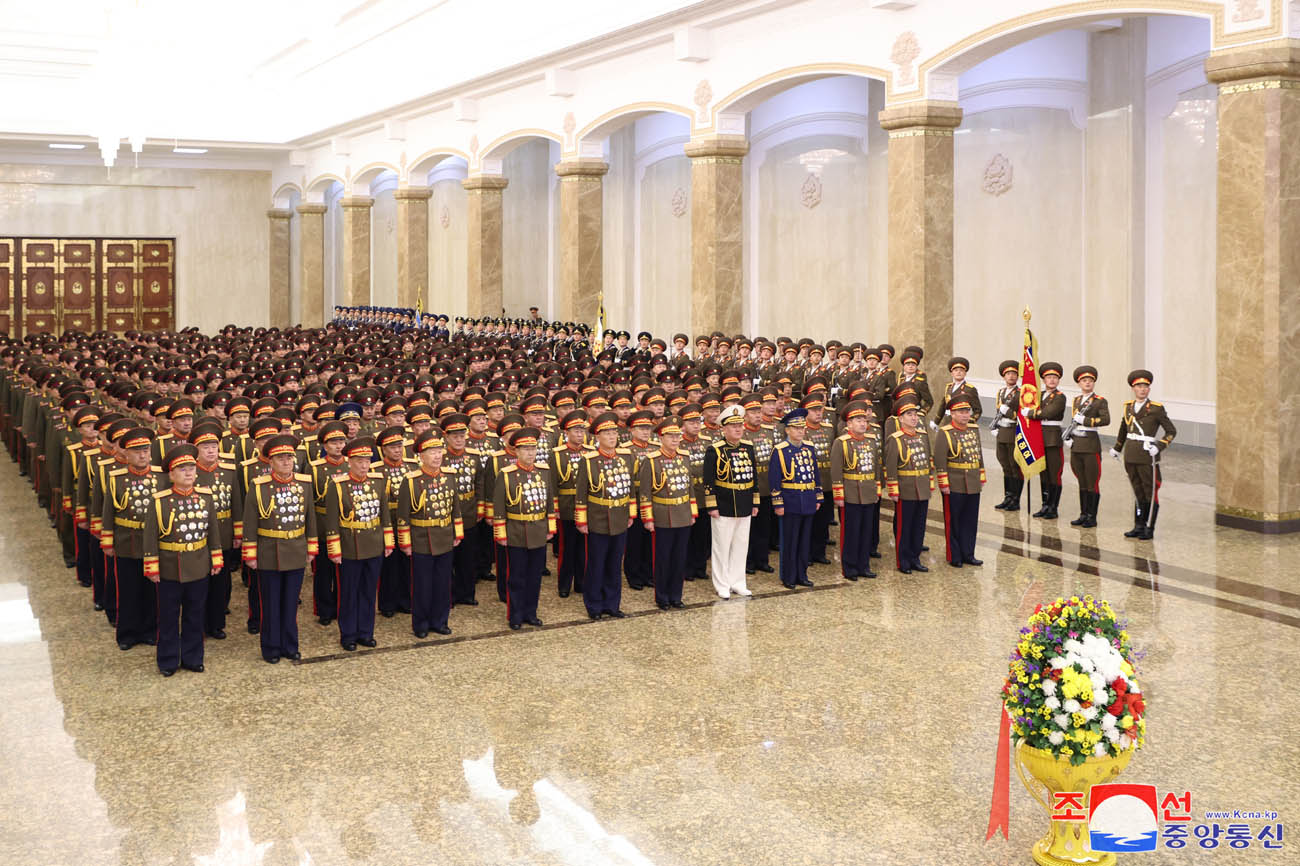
[1023,306,1032,520]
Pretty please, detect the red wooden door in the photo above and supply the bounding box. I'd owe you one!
[21,239,58,335]
[59,239,97,333]
[0,240,12,336]
[102,240,138,333]
[139,239,174,330]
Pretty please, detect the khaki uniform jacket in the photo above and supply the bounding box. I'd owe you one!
[830,433,882,505]
[1115,400,1177,464]
[898,374,934,416]
[553,443,586,521]
[936,381,984,423]
[576,449,636,535]
[142,487,223,582]
[492,462,557,549]
[242,473,318,571]
[1028,390,1067,447]
[745,423,779,497]
[395,467,464,556]
[638,449,697,528]
[324,473,393,560]
[934,423,986,494]
[102,466,167,558]
[195,460,243,549]
[884,429,934,501]
[993,385,1021,443]
[1065,394,1111,454]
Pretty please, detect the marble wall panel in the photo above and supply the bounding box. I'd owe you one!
[428,179,467,317]
[296,204,326,328]
[502,140,554,319]
[638,156,692,340]
[602,126,636,329]
[370,188,397,307]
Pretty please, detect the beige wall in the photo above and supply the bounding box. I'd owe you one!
[370,186,397,307]
[428,177,468,317]
[638,156,691,340]
[0,163,269,333]
[602,126,636,330]
[501,139,555,319]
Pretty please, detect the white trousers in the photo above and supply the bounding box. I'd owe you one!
[710,516,751,595]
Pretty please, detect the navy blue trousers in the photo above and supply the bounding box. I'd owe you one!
[811,496,834,559]
[652,526,691,606]
[747,497,773,570]
[245,563,261,630]
[624,522,651,588]
[114,556,156,647]
[505,544,546,627]
[93,537,111,618]
[411,550,453,633]
[556,519,585,595]
[451,526,478,604]
[204,551,234,635]
[942,492,980,564]
[894,499,929,569]
[338,557,380,644]
[157,577,208,671]
[379,548,410,614]
[75,526,94,586]
[686,512,711,578]
[257,568,304,660]
[779,512,813,586]
[313,552,337,619]
[583,531,627,616]
[839,503,876,577]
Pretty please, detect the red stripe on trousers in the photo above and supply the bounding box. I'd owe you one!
[942,493,953,564]
[1094,454,1102,493]
[894,504,902,570]
[838,506,846,577]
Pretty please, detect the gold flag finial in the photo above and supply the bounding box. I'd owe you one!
[1022,305,1032,324]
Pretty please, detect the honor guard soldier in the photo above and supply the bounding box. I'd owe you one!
[831,400,882,580]
[801,392,836,565]
[441,413,486,607]
[639,416,697,610]
[770,408,822,589]
[377,426,417,618]
[576,413,635,620]
[221,396,255,464]
[1112,370,1176,540]
[493,428,558,630]
[703,405,757,599]
[144,444,223,676]
[1026,361,1067,519]
[553,410,589,598]
[191,420,242,640]
[242,434,318,663]
[898,348,933,416]
[101,427,164,651]
[862,347,893,425]
[992,360,1023,510]
[91,419,133,625]
[934,398,986,567]
[742,394,778,575]
[1064,366,1110,527]
[934,357,983,428]
[308,421,349,625]
[884,400,934,574]
[324,436,393,651]
[396,429,464,637]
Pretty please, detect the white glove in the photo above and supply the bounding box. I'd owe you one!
[1019,407,1032,419]
[1145,442,1159,457]
[1062,435,1072,448]
[928,420,938,432]
[997,404,1010,416]
[1109,447,1121,460]
[1072,412,1085,424]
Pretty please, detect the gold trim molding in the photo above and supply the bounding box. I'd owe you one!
[1216,504,1300,522]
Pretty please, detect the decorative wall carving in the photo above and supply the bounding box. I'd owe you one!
[800,172,823,209]
[694,80,713,122]
[671,187,687,217]
[563,111,576,149]
[1233,0,1264,21]
[440,206,451,229]
[891,31,920,87]
[982,153,1013,196]
[469,135,479,158]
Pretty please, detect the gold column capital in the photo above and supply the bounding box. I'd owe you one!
[462,174,509,192]
[1206,39,1300,86]
[878,100,963,132]
[295,203,328,216]
[266,207,293,220]
[554,159,609,179]
[684,135,749,160]
[340,195,374,209]
[394,186,433,201]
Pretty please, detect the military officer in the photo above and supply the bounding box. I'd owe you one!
[324,436,393,650]
[191,420,242,639]
[493,428,557,629]
[441,413,486,607]
[307,420,349,625]
[934,398,985,568]
[884,400,933,575]
[802,392,836,565]
[703,405,757,599]
[680,404,714,582]
[1026,361,1067,519]
[897,349,933,418]
[242,434,318,662]
[639,416,697,610]
[1112,370,1176,540]
[742,393,778,575]
[576,412,635,620]
[830,400,882,580]
[63,405,101,588]
[770,408,822,589]
[622,409,657,591]
[1064,365,1110,528]
[934,357,983,428]
[376,426,417,617]
[101,427,164,651]
[553,410,589,598]
[992,360,1023,510]
[396,429,464,637]
[144,444,223,675]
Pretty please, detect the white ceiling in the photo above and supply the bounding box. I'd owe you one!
[0,0,703,150]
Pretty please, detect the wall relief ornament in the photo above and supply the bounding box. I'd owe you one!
[469,135,479,158]
[693,80,713,122]
[1233,0,1264,21]
[671,187,687,218]
[440,206,451,229]
[800,173,822,209]
[563,112,576,148]
[982,153,1013,196]
[891,31,920,87]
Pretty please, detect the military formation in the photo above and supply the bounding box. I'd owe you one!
[0,307,1176,676]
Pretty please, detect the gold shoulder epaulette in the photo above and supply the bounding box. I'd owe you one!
[68,442,82,451]
[154,489,171,499]
[646,449,661,459]
[443,466,457,475]
[774,441,788,449]
[1125,400,1134,407]
[502,464,517,474]
[836,433,850,441]
[405,469,423,479]
[241,457,259,466]
[218,461,236,471]
[309,458,325,466]
[195,485,213,495]
[151,465,162,473]
[254,475,271,484]
[891,430,905,438]
[403,457,418,464]
[1150,401,1163,407]
[366,471,383,479]
[761,422,775,429]
[535,461,549,469]
[740,438,753,446]
[295,473,312,482]
[940,423,954,431]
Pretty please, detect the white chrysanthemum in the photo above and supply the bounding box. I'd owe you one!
[1054,713,1071,729]
[1090,673,1109,696]
[1044,696,1061,710]
[1119,734,1132,750]
[1062,639,1083,655]
[1049,657,1066,670]
[1082,706,1099,721]
[1062,699,1081,713]
[1042,679,1057,696]
[1129,680,1141,694]
[1049,731,1065,745]
[1101,713,1117,730]
[1094,742,1109,758]
[1104,727,1120,743]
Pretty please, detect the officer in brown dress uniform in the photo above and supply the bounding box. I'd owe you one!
[553,410,589,598]
[242,433,318,662]
[742,393,778,575]
[1026,361,1067,519]
[679,404,713,581]
[992,360,1023,510]
[934,398,986,567]
[324,436,393,650]
[576,413,635,619]
[933,357,983,429]
[307,421,348,625]
[101,427,163,651]
[396,429,464,637]
[191,420,242,640]
[1064,365,1110,528]
[830,400,881,580]
[493,428,557,629]
[639,416,697,610]
[884,400,933,574]
[441,412,485,607]
[377,425,417,618]
[144,444,223,675]
[1111,369,1176,540]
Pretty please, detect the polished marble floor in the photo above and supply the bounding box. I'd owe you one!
[1,445,1297,865]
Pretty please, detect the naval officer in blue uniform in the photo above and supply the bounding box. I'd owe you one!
[770,408,823,589]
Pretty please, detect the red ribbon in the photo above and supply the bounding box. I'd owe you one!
[987,708,1012,840]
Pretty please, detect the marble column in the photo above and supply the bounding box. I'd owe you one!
[340,196,374,307]
[395,186,432,312]
[685,135,746,337]
[556,159,608,324]
[1205,42,1300,533]
[295,203,327,328]
[878,101,962,364]
[267,208,292,328]
[462,174,507,319]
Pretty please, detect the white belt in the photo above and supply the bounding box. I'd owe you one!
[1071,426,1102,433]
[1128,433,1157,443]
[996,419,1015,428]
[1040,421,1062,427]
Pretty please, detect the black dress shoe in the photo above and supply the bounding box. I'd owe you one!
[745,567,755,575]
[526,617,543,627]
[912,563,930,573]
[380,609,396,618]
[318,616,333,626]
[558,590,570,598]
[670,601,685,609]
[948,560,962,568]
[755,564,774,573]
[358,637,377,648]
[182,663,205,673]
[341,642,357,651]
[265,656,281,664]
[542,567,551,576]
[964,556,984,566]
[94,603,104,611]
[414,629,429,638]
[509,622,522,630]
[78,579,92,588]
[920,545,929,552]
[587,611,602,620]
[811,557,831,565]
[287,652,301,660]
[209,629,227,640]
[432,626,451,635]
[118,641,133,651]
[627,582,644,590]
[247,623,260,635]
[795,577,814,587]
[782,582,796,589]
[898,567,912,575]
[143,638,156,646]
[870,551,882,558]
[844,573,859,582]
[862,569,877,579]
[657,602,669,610]
[160,668,176,677]
[604,610,626,618]
[397,605,412,614]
